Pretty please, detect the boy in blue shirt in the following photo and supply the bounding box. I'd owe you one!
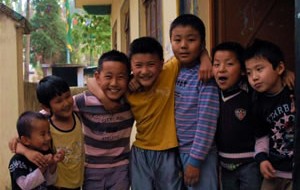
[170,14,220,189]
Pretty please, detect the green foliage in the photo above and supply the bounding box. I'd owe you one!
[71,13,111,65]
[30,0,66,64]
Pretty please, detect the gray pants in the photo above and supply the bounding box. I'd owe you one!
[130,146,184,190]
[83,165,129,190]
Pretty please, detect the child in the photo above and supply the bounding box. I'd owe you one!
[126,37,183,190]
[87,37,212,190]
[12,75,85,189]
[170,14,220,189]
[73,50,134,190]
[37,75,84,189]
[245,39,295,190]
[9,111,64,190]
[212,41,262,190]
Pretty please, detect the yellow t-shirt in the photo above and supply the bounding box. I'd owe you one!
[50,113,84,188]
[127,57,179,150]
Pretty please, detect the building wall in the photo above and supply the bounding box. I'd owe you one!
[109,0,212,58]
[0,14,24,189]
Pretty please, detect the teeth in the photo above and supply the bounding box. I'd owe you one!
[219,77,227,81]
[110,89,119,92]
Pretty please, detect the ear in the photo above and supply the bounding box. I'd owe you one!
[94,70,101,80]
[20,136,31,146]
[277,61,285,76]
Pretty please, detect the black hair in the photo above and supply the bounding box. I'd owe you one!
[128,36,164,61]
[244,39,285,69]
[212,41,245,72]
[169,14,206,49]
[97,50,131,76]
[36,75,70,108]
[17,111,48,138]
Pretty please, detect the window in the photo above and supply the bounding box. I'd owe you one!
[143,0,162,43]
[180,0,199,15]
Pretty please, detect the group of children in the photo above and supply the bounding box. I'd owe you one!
[8,13,295,190]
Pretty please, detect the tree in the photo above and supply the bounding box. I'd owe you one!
[30,0,66,65]
[72,13,111,66]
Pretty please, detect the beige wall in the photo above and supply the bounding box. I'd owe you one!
[0,14,25,189]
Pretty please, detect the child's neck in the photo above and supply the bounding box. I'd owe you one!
[51,113,74,131]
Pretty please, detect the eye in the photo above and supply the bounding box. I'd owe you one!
[213,62,220,67]
[104,75,112,79]
[134,63,142,68]
[173,38,181,42]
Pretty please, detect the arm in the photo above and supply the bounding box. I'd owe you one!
[42,149,65,186]
[16,169,46,189]
[15,142,48,168]
[254,135,275,179]
[283,69,295,90]
[198,49,213,82]
[185,81,219,185]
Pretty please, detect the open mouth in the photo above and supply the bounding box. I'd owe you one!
[218,76,228,82]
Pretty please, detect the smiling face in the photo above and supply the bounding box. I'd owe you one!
[246,56,285,94]
[48,91,73,120]
[213,50,243,91]
[170,25,203,67]
[130,53,163,90]
[22,119,52,152]
[95,60,129,101]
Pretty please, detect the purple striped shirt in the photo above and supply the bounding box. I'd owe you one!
[175,63,219,167]
[73,91,134,168]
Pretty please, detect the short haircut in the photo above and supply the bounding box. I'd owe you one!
[169,14,206,49]
[17,111,48,138]
[97,50,130,76]
[128,36,164,61]
[244,39,285,69]
[36,75,70,108]
[212,42,245,72]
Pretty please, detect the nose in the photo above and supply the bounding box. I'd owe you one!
[180,40,187,49]
[140,66,148,74]
[251,71,259,81]
[218,64,226,72]
[111,77,118,85]
[46,133,51,141]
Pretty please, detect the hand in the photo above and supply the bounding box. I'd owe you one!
[283,70,295,90]
[26,149,48,168]
[53,149,65,163]
[260,160,276,179]
[129,77,142,92]
[199,49,213,82]
[184,164,200,187]
[8,136,19,153]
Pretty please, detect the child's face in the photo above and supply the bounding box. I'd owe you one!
[246,57,285,94]
[49,91,73,119]
[170,25,202,66]
[213,50,243,91]
[23,119,51,152]
[95,61,129,101]
[131,53,163,89]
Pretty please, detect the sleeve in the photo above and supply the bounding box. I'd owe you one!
[254,135,269,163]
[188,79,219,167]
[16,168,45,189]
[45,167,57,185]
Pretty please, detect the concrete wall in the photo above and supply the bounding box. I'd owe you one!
[0,14,25,189]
